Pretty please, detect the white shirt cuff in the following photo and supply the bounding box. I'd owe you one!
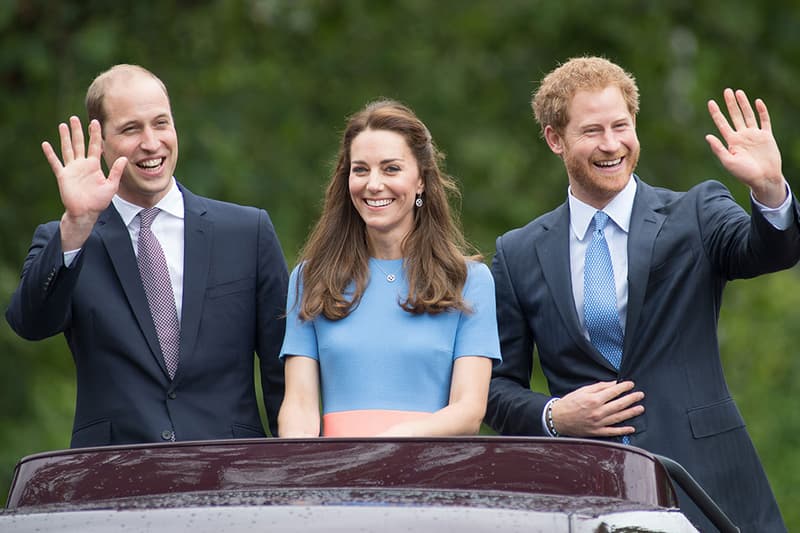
[752,181,793,230]
[63,248,81,268]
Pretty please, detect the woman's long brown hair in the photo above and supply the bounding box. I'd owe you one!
[297,99,477,321]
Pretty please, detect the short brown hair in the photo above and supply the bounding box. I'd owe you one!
[85,64,169,126]
[532,56,639,136]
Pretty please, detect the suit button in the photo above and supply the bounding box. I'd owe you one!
[168,391,177,400]
[161,430,175,441]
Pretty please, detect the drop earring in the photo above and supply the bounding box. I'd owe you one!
[415,193,423,207]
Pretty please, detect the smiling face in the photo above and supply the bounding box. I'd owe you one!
[348,128,424,256]
[545,85,639,209]
[101,72,178,207]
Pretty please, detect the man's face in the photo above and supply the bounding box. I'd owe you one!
[545,85,639,209]
[101,73,178,208]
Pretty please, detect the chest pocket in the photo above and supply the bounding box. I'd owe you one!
[207,277,256,299]
[647,245,698,285]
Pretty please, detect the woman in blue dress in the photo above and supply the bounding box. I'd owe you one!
[278,100,501,437]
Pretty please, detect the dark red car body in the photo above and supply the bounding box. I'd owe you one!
[3,437,700,532]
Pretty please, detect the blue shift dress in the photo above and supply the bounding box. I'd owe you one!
[280,258,501,436]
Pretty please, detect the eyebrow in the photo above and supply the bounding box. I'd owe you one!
[114,113,171,130]
[578,117,630,130]
[115,119,141,130]
[351,158,404,165]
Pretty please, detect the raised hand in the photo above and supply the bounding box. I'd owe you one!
[41,116,127,250]
[550,380,644,437]
[705,89,786,207]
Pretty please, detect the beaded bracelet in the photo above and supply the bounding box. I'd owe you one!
[546,399,560,437]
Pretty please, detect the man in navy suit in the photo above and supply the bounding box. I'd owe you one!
[6,64,288,447]
[485,56,797,531]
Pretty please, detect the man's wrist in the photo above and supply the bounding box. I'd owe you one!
[751,178,789,209]
[545,398,560,437]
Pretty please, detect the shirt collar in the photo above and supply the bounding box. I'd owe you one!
[112,177,185,227]
[569,175,637,240]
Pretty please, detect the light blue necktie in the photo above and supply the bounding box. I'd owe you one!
[583,211,624,369]
[583,211,629,444]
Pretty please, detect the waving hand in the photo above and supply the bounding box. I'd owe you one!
[41,116,126,250]
[705,89,786,207]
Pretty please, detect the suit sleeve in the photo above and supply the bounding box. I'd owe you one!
[484,234,550,436]
[6,221,83,340]
[699,180,800,279]
[254,209,289,436]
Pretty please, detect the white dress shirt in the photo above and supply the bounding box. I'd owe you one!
[64,178,186,322]
[568,177,636,335]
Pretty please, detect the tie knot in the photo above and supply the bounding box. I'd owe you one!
[593,211,610,232]
[138,208,161,229]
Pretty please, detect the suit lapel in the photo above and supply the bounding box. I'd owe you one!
[96,206,168,376]
[623,178,665,362]
[174,185,211,382]
[535,204,606,365]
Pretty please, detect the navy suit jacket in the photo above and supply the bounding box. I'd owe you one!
[486,177,798,532]
[6,183,289,447]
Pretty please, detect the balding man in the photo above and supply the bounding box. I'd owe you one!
[7,64,288,447]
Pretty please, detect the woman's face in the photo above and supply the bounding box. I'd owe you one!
[348,128,424,249]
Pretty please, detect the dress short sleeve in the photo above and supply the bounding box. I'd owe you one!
[453,261,502,364]
[279,264,319,361]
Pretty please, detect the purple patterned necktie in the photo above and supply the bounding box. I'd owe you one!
[137,208,180,379]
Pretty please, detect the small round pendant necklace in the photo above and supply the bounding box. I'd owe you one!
[372,259,399,283]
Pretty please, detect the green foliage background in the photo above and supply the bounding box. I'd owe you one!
[1,0,799,526]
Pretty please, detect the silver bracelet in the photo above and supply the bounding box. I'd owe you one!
[546,399,560,437]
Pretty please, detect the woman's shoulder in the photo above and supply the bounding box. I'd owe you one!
[464,259,493,288]
[465,258,491,276]
[288,262,307,286]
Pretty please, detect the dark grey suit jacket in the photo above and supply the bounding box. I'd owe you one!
[6,183,289,447]
[486,177,798,532]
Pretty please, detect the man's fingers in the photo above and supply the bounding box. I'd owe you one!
[567,380,639,407]
[612,388,645,408]
[755,98,772,133]
[86,119,103,160]
[582,380,625,393]
[593,390,644,424]
[58,122,74,164]
[582,402,643,437]
[604,401,645,424]
[41,141,64,177]
[722,88,746,131]
[595,380,636,402]
[69,116,86,160]
[591,425,637,438]
[107,157,127,189]
[734,89,758,128]
[707,99,734,143]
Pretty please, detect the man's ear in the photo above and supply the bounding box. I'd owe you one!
[544,125,564,156]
